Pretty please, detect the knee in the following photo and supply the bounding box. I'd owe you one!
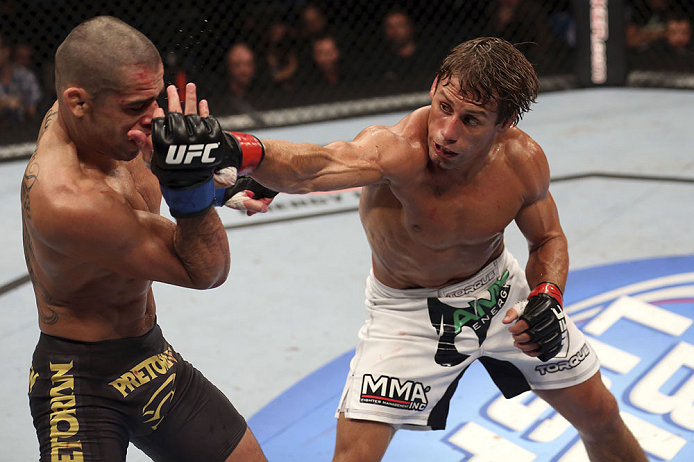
[333,439,380,462]
[333,415,394,462]
[573,390,623,439]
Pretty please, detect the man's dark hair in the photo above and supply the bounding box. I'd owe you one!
[437,37,539,125]
[55,16,161,97]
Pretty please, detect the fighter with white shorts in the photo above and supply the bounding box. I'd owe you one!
[336,249,600,430]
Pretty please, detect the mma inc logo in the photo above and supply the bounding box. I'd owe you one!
[165,143,220,165]
[360,374,431,411]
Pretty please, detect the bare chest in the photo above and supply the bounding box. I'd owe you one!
[391,174,523,248]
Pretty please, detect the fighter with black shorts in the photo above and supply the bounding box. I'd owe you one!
[30,324,246,461]
[21,16,271,461]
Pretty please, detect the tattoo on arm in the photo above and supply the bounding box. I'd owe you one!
[43,109,56,129]
[21,150,39,220]
[37,108,57,141]
[21,150,58,324]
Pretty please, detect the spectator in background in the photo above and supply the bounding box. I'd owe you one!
[300,3,329,43]
[626,0,673,52]
[12,40,53,114]
[376,8,440,94]
[265,19,299,93]
[294,3,355,69]
[384,8,416,59]
[227,43,257,97]
[663,12,693,54]
[296,34,360,104]
[12,42,33,69]
[216,42,272,114]
[295,3,331,70]
[296,3,330,64]
[632,10,694,71]
[0,34,42,125]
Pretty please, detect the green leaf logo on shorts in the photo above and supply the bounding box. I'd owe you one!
[428,270,511,367]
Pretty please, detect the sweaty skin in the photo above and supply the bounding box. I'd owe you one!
[248,45,646,462]
[21,69,231,342]
[252,77,568,293]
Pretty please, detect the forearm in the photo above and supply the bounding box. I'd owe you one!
[251,139,333,194]
[173,208,230,289]
[525,233,568,291]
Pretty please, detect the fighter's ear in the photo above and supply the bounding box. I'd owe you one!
[497,111,517,132]
[62,87,88,118]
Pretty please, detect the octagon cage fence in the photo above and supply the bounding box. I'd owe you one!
[1,0,692,160]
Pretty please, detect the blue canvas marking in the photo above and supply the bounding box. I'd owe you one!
[249,255,694,461]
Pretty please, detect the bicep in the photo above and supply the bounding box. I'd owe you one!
[311,137,386,190]
[515,191,565,250]
[39,197,198,286]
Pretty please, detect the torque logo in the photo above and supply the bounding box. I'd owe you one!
[360,374,430,411]
[535,343,590,375]
[441,267,497,298]
[165,143,220,165]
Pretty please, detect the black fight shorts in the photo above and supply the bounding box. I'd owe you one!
[28,324,246,461]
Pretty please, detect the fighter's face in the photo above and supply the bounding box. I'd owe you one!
[87,62,164,161]
[427,77,511,170]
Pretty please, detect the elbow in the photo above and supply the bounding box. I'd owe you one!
[209,269,229,289]
[188,260,230,290]
[208,258,231,289]
[190,273,227,290]
[528,231,567,255]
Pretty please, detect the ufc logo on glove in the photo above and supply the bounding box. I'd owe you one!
[165,143,220,165]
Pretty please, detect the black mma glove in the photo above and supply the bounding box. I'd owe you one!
[152,114,266,218]
[151,112,224,218]
[516,282,567,362]
[214,176,279,209]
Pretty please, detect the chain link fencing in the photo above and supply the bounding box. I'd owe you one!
[1,0,692,157]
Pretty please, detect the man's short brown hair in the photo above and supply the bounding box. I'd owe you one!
[55,16,161,98]
[437,37,539,125]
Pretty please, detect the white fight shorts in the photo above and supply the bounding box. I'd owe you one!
[336,249,600,430]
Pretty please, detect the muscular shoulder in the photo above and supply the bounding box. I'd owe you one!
[352,107,429,180]
[26,153,131,252]
[501,126,550,203]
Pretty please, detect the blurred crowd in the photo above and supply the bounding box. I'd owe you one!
[0,33,42,128]
[625,0,694,72]
[178,1,579,116]
[0,0,692,131]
